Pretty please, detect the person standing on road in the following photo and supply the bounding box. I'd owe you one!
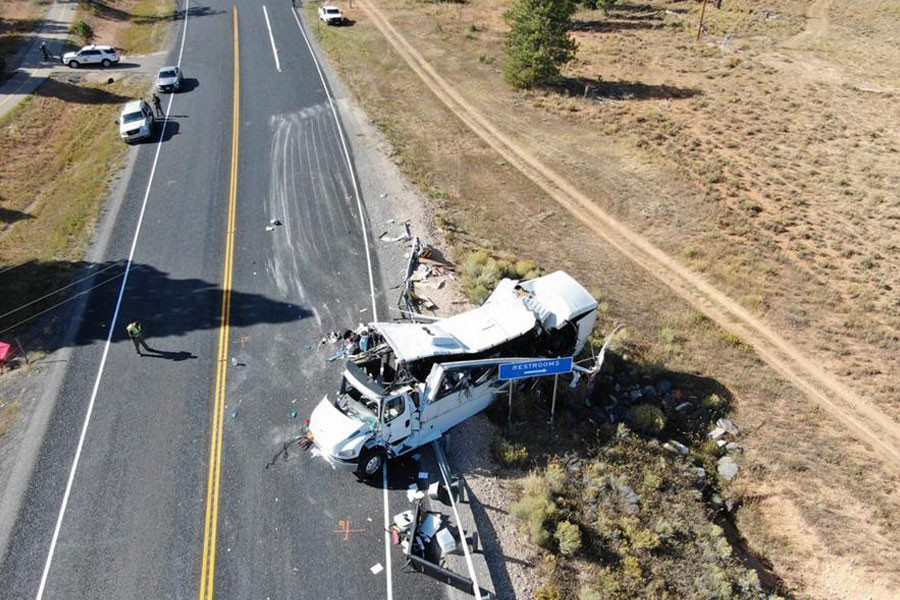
[126,321,153,356]
[39,41,51,62]
[152,93,163,117]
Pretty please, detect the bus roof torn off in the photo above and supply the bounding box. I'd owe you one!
[373,271,598,362]
[306,271,602,479]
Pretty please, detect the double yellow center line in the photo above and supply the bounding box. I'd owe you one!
[199,7,240,599]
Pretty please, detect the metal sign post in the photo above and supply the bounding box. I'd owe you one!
[550,374,559,428]
[499,357,574,432]
[507,383,513,435]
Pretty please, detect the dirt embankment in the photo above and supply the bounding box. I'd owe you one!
[314,0,900,597]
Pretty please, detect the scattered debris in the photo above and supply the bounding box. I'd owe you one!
[265,431,310,469]
[265,225,276,232]
[270,218,282,226]
[717,455,739,481]
[380,222,412,243]
[717,418,739,436]
[393,499,494,599]
[708,426,726,440]
[663,440,689,455]
[370,563,384,575]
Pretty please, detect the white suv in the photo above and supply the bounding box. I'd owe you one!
[62,45,120,69]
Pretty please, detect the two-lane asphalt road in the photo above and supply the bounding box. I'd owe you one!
[0,1,447,598]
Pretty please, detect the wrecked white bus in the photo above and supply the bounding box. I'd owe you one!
[307,271,599,478]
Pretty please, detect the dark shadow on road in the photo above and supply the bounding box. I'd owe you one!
[178,77,199,93]
[0,259,314,354]
[139,349,198,361]
[158,119,180,142]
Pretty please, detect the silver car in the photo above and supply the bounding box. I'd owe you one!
[156,66,183,93]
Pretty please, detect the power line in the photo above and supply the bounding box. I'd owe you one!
[0,261,125,322]
[0,269,126,335]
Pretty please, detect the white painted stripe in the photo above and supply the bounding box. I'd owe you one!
[262,6,282,73]
[290,9,378,321]
[290,8,389,599]
[434,442,483,600]
[33,1,193,597]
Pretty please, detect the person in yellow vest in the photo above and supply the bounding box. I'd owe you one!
[125,321,153,356]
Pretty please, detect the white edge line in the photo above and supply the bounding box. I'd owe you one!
[382,463,393,600]
[291,8,378,322]
[33,1,192,597]
[433,442,483,600]
[291,7,389,599]
[262,6,283,73]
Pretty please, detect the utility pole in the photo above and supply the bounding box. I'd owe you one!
[696,0,709,41]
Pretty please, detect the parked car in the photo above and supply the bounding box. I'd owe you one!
[156,66,183,93]
[62,45,120,69]
[318,5,345,25]
[117,99,155,143]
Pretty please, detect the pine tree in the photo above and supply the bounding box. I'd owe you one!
[504,0,578,89]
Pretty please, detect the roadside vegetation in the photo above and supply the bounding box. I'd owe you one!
[0,75,140,335]
[74,0,177,55]
[0,0,174,345]
[312,0,900,597]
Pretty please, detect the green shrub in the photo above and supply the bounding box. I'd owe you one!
[510,493,559,548]
[628,403,666,434]
[494,438,529,468]
[544,462,568,496]
[535,583,562,600]
[460,250,540,304]
[554,520,582,556]
[703,393,725,409]
[621,554,643,580]
[620,516,661,551]
[522,471,547,497]
[577,585,603,600]
[70,20,94,43]
[512,471,560,549]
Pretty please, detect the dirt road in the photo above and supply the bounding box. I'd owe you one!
[358,0,900,473]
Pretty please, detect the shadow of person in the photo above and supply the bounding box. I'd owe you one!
[142,349,197,361]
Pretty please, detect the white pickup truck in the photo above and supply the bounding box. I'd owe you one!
[317,5,345,25]
[308,271,600,478]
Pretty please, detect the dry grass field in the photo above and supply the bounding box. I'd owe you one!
[312,0,900,597]
[0,0,171,337]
